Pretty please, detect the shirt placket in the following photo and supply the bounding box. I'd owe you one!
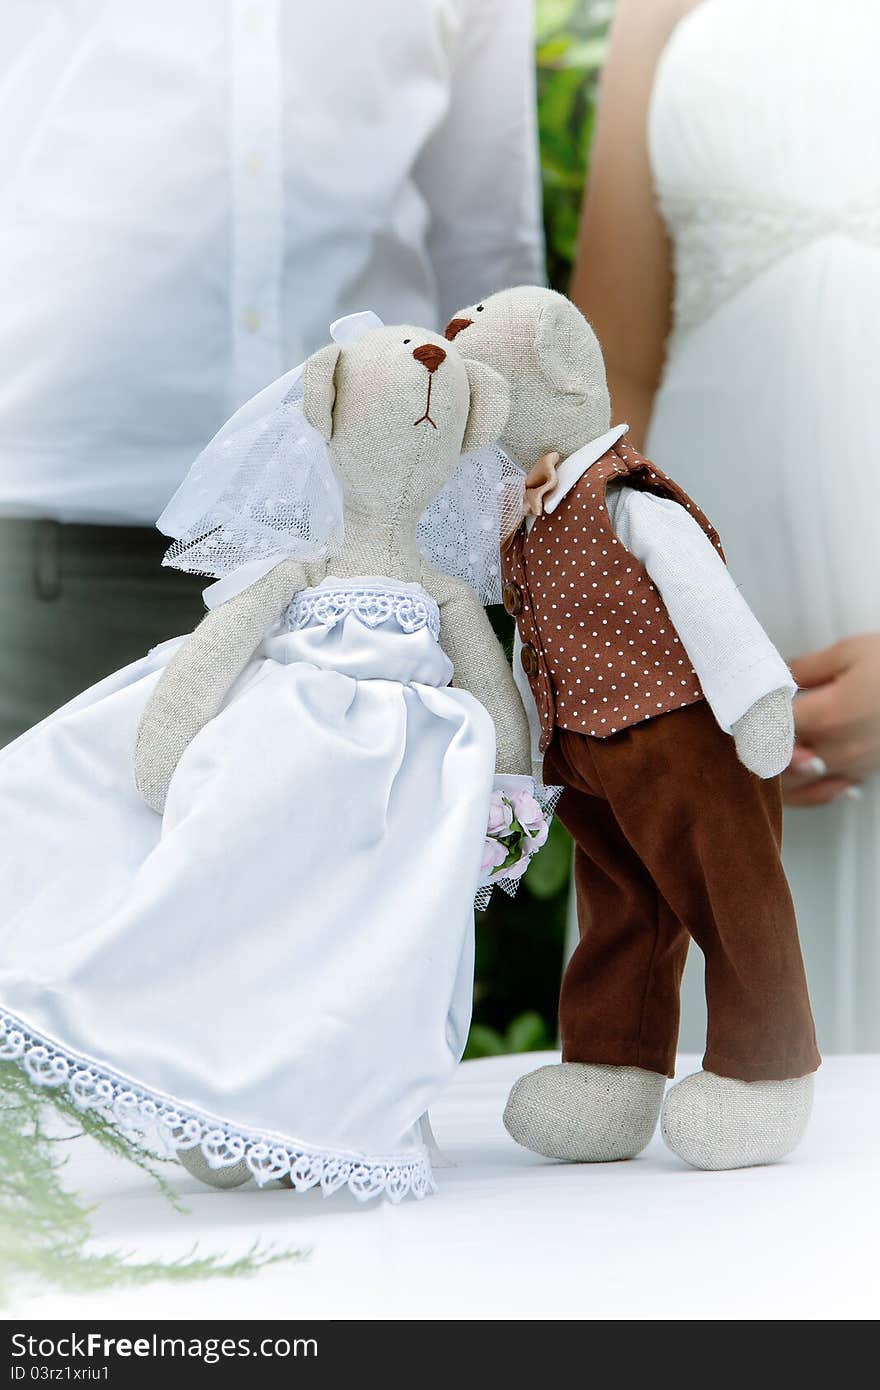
[229,0,284,410]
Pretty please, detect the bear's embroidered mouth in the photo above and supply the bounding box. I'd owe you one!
[413,377,438,429]
[411,343,445,429]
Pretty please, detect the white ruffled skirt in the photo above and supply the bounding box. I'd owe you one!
[0,579,496,1200]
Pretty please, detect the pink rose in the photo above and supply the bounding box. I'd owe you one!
[526,819,549,851]
[504,851,531,881]
[487,790,513,836]
[481,836,508,875]
[511,789,544,834]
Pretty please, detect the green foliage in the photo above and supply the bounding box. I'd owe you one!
[536,0,612,289]
[524,813,572,900]
[465,1011,554,1060]
[0,1062,304,1304]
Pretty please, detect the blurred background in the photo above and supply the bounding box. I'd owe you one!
[468,0,612,1060]
[2,0,876,1062]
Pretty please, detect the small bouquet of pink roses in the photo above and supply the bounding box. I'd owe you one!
[481,782,550,884]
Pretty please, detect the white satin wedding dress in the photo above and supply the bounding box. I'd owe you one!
[646,0,880,1049]
[0,577,495,1199]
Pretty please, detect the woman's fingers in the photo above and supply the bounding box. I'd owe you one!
[788,641,851,689]
[783,634,880,794]
[785,743,827,778]
[782,776,861,808]
[783,725,862,801]
[792,684,839,748]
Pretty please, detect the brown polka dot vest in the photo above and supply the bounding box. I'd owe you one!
[501,436,724,748]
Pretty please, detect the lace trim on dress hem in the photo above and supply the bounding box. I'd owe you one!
[0,1012,435,1203]
[284,584,441,640]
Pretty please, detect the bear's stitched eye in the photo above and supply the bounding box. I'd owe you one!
[403,338,411,344]
[476,305,484,313]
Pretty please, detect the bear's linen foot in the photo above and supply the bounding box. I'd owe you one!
[661,1070,814,1170]
[503,1062,666,1162]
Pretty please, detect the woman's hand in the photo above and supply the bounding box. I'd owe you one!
[782,633,880,806]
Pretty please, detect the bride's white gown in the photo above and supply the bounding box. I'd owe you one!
[646,0,880,1050]
[0,578,495,1199]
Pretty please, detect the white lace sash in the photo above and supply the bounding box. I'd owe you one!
[283,581,441,641]
[659,187,880,337]
[0,1011,435,1203]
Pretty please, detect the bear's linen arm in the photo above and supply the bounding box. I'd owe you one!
[133,559,306,812]
[425,573,532,777]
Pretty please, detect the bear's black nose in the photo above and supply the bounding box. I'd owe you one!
[412,343,446,373]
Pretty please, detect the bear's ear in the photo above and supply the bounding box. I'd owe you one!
[461,359,511,453]
[533,294,601,400]
[302,343,342,441]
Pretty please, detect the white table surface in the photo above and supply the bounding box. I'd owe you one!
[10,1053,879,1321]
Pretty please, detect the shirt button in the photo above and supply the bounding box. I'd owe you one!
[521,643,539,677]
[245,151,265,174]
[502,580,523,616]
[243,307,262,332]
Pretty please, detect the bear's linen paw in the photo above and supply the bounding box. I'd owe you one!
[732,687,795,778]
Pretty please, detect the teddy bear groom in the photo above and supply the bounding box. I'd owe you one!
[446,287,820,1171]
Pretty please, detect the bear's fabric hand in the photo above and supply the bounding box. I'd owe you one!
[732,688,795,779]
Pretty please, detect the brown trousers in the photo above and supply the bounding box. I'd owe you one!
[545,701,820,1082]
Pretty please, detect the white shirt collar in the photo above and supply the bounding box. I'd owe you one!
[542,423,629,514]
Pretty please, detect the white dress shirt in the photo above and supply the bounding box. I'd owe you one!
[517,430,796,775]
[0,0,543,525]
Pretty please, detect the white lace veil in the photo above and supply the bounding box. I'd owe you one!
[158,311,526,608]
[418,444,526,606]
[157,363,344,605]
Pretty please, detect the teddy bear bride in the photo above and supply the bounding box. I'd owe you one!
[0,314,542,1202]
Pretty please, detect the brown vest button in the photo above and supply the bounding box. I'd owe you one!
[520,642,539,677]
[502,580,523,616]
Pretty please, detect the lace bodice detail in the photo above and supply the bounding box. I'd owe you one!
[282,578,441,641]
[649,0,880,339]
[659,190,880,337]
